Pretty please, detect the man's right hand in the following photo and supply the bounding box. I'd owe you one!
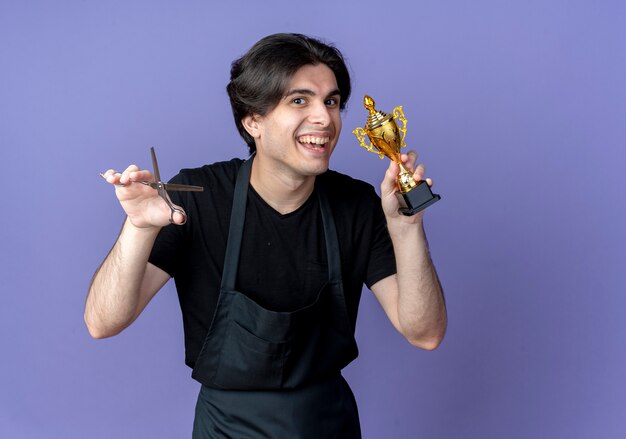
[100,165,186,228]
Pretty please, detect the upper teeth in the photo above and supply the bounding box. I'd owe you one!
[298,136,329,145]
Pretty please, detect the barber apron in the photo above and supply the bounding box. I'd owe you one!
[191,156,361,438]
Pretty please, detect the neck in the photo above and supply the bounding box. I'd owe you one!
[250,157,316,215]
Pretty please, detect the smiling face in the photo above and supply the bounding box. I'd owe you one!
[242,63,342,181]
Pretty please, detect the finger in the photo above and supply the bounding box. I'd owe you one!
[101,170,122,184]
[171,210,187,226]
[426,177,433,187]
[120,164,140,185]
[405,150,418,170]
[380,160,400,197]
[413,163,426,181]
[128,169,155,183]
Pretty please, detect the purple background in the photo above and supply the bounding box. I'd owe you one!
[1,1,625,437]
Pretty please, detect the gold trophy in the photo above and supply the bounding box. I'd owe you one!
[353,95,440,215]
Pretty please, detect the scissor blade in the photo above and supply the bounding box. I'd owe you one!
[162,183,204,192]
[150,147,161,183]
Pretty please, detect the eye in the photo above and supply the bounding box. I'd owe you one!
[325,97,339,107]
[292,97,306,105]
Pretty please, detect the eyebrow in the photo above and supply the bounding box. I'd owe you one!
[283,88,341,99]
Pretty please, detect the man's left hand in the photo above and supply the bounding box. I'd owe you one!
[380,151,433,225]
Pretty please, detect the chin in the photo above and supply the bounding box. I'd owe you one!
[305,159,331,176]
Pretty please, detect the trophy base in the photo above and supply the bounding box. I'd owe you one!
[396,181,441,216]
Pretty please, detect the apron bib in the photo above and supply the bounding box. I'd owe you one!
[191,156,361,438]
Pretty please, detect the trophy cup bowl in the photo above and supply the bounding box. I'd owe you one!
[352,95,440,215]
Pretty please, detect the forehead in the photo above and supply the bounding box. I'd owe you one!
[284,64,339,94]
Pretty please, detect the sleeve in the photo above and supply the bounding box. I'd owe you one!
[364,187,397,289]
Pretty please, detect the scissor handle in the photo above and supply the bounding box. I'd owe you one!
[153,182,187,225]
[168,205,187,225]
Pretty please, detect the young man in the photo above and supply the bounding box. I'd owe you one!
[87,33,446,438]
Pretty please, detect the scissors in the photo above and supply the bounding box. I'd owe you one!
[100,147,204,224]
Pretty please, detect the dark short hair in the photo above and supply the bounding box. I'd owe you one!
[227,33,352,154]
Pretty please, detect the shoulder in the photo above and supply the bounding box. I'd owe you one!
[319,169,380,207]
[165,158,245,212]
[318,169,383,227]
[171,158,245,187]
[320,169,376,191]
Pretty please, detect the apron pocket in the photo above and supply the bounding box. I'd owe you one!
[213,320,288,390]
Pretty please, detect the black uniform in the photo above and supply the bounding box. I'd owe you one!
[150,156,396,437]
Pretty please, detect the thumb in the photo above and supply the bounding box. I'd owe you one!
[170,209,187,226]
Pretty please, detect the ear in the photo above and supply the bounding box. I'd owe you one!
[241,114,262,139]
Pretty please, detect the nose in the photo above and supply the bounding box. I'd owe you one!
[308,101,331,126]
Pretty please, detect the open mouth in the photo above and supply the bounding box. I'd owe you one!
[297,135,330,151]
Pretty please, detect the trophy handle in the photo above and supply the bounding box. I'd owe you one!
[352,127,385,159]
[392,106,407,148]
